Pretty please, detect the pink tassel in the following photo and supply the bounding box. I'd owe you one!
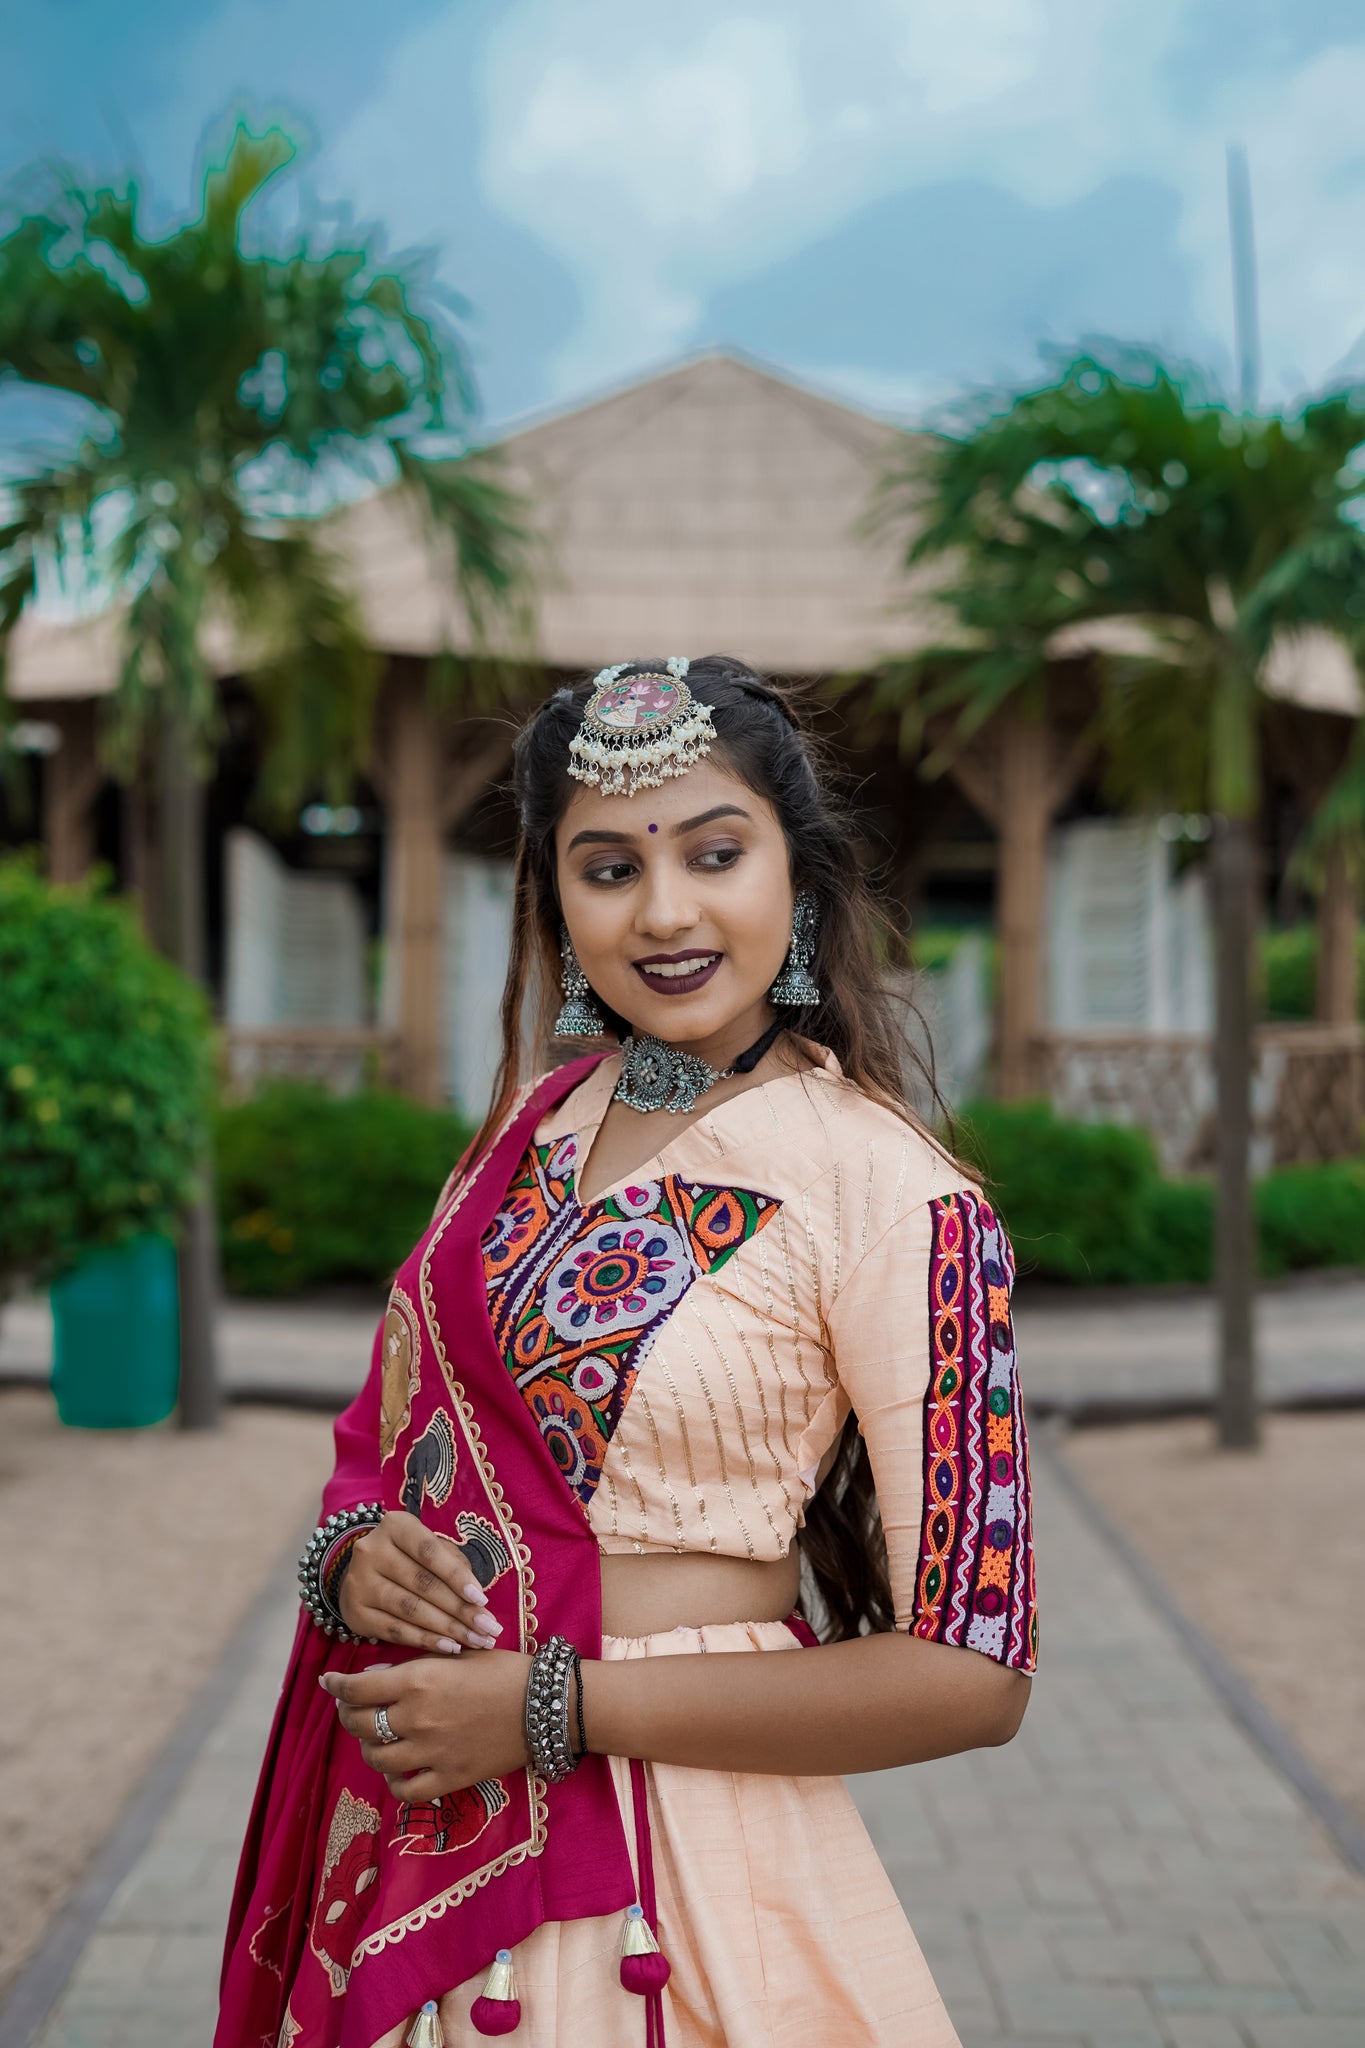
[470,1948,521,2036]
[621,1951,672,1995]
[619,1903,671,1996]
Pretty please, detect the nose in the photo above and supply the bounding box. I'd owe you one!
[633,857,701,941]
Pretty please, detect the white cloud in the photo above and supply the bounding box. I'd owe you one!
[896,0,1045,118]
[475,0,1194,396]
[322,0,1365,416]
[507,20,809,226]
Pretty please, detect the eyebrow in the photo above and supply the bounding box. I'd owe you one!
[566,804,751,853]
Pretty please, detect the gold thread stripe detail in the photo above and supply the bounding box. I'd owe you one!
[754,1231,798,1459]
[601,1469,621,1539]
[773,1208,815,1414]
[610,1425,650,1548]
[674,1310,758,1559]
[860,1139,876,1259]
[650,1342,718,1552]
[691,1293,781,1549]
[711,1286,796,1525]
[634,1386,687,1549]
[890,1136,910,1226]
[801,1189,829,1350]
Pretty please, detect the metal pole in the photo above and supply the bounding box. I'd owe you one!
[1210,814,1259,1449]
[1226,143,1261,412]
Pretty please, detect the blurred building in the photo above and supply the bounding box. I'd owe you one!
[3,351,1361,1151]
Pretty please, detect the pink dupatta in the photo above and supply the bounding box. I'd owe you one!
[217,1057,637,2047]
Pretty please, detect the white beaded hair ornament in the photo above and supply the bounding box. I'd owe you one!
[567,656,714,797]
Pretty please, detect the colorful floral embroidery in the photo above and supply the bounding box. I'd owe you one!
[913,1190,1037,1673]
[481,1135,780,1508]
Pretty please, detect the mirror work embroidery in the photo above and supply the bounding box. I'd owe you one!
[481,1134,781,1508]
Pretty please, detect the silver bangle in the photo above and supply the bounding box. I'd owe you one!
[298,1502,383,1642]
[524,1634,579,1783]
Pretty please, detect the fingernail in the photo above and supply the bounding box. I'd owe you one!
[475,1617,502,1639]
[437,1637,462,1655]
[463,1582,488,1606]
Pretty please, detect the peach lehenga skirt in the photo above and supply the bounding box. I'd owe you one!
[369,1621,959,2048]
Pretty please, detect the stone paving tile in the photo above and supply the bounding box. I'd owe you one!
[22,1444,1365,2048]
[1163,2020,1248,2048]
[8,1279,1365,1412]
[1244,2024,1365,2048]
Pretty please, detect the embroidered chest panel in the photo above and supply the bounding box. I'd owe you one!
[480,1134,780,1508]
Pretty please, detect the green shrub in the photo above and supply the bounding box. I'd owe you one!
[1261,924,1365,1020]
[957,1096,1363,1286]
[1258,1159,1365,1275]
[0,857,211,1292]
[1132,1178,1213,1285]
[1262,927,1315,1019]
[215,1083,473,1296]
[954,1098,1160,1284]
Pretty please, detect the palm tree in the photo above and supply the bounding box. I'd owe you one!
[856,497,1097,1100]
[0,123,527,1424]
[880,351,1365,1449]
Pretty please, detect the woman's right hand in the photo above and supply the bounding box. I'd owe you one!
[337,1511,503,1655]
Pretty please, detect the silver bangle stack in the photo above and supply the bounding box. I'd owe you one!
[523,1633,582,1784]
[298,1502,383,1642]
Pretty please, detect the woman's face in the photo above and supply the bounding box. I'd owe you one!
[554,757,795,1054]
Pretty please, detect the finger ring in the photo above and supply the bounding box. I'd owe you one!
[374,1706,399,1745]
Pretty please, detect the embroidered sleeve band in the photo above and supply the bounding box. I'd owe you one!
[913,1191,1037,1674]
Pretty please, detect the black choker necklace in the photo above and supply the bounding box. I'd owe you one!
[614,1018,786,1116]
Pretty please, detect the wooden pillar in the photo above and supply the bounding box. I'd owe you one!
[120,772,159,937]
[44,701,103,884]
[388,668,446,1105]
[994,708,1053,1100]
[1316,846,1360,1025]
[942,698,1091,1101]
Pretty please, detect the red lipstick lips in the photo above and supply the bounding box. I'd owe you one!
[631,948,722,996]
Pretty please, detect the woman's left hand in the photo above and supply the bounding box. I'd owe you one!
[320,1652,533,1800]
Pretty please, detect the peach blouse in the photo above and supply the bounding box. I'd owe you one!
[479,1046,1036,1672]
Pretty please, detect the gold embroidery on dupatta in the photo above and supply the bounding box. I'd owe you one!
[379,1286,422,1465]
[349,1081,550,1970]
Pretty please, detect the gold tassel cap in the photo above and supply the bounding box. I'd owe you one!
[621,1904,662,1957]
[406,2001,445,2048]
[481,1953,517,2002]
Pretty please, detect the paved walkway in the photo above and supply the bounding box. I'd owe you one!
[5,1276,1365,1417]
[15,1441,1364,2048]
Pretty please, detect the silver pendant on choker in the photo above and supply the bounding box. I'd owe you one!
[614,1035,726,1115]
[613,1018,785,1116]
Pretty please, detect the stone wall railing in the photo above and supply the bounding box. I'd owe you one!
[222,1027,403,1100]
[1031,1024,1365,1175]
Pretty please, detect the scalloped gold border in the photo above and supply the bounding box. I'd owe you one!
[351,1082,549,1968]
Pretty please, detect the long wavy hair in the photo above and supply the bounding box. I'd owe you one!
[470,654,952,1641]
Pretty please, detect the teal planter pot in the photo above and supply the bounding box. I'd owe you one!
[51,1233,180,1429]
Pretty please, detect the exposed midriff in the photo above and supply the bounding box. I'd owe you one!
[599,1546,801,1637]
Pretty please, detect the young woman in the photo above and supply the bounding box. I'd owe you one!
[217,655,1036,2048]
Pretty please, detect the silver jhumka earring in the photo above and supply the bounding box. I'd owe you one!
[769,892,821,1007]
[553,928,606,1038]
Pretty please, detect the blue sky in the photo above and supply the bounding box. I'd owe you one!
[7,0,1365,438]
